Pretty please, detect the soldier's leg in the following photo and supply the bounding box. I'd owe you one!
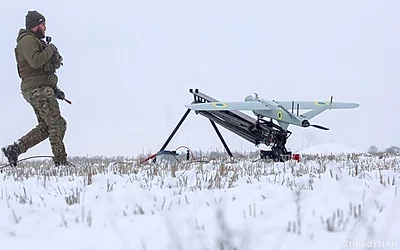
[18,106,49,153]
[2,88,50,166]
[25,86,68,163]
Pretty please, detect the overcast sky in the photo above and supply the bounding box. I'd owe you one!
[1,0,399,159]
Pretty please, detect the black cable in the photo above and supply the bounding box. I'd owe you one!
[0,155,75,169]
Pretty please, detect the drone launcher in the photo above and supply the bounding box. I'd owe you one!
[158,89,293,161]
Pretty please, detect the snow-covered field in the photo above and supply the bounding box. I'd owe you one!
[0,144,399,250]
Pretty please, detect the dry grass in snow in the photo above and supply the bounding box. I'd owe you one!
[0,152,399,250]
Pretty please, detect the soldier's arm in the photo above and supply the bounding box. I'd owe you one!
[18,36,57,69]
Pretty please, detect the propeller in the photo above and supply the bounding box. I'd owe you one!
[311,124,329,130]
[301,120,329,130]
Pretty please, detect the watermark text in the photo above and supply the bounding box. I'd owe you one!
[344,239,398,248]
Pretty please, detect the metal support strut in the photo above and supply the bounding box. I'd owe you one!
[209,120,233,157]
[159,108,191,152]
[158,108,234,157]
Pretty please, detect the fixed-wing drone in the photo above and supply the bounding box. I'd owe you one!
[185,93,359,132]
[158,89,359,162]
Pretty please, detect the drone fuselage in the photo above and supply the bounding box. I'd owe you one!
[249,99,309,131]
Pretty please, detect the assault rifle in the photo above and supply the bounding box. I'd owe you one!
[45,36,72,105]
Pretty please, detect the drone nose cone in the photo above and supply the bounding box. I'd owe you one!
[301,120,310,127]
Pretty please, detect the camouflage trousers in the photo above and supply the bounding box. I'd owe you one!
[18,86,67,163]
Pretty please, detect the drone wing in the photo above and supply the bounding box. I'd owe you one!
[274,101,359,110]
[185,101,270,111]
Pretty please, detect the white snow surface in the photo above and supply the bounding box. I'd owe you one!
[0,155,399,250]
[296,143,365,155]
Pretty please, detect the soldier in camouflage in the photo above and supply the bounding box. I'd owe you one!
[1,10,68,167]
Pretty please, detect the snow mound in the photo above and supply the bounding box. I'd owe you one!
[296,142,364,155]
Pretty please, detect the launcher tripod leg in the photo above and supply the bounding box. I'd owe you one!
[159,108,192,152]
[209,120,233,157]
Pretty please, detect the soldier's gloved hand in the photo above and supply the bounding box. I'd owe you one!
[54,87,65,100]
[48,43,58,52]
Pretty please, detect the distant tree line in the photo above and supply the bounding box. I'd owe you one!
[368,145,400,154]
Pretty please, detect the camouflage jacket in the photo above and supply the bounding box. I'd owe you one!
[14,29,63,92]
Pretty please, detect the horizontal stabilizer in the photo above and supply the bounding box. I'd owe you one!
[329,102,360,109]
[185,101,270,111]
[275,101,359,110]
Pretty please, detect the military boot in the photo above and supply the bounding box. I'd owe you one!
[1,141,22,167]
[54,156,69,167]
[54,161,68,167]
